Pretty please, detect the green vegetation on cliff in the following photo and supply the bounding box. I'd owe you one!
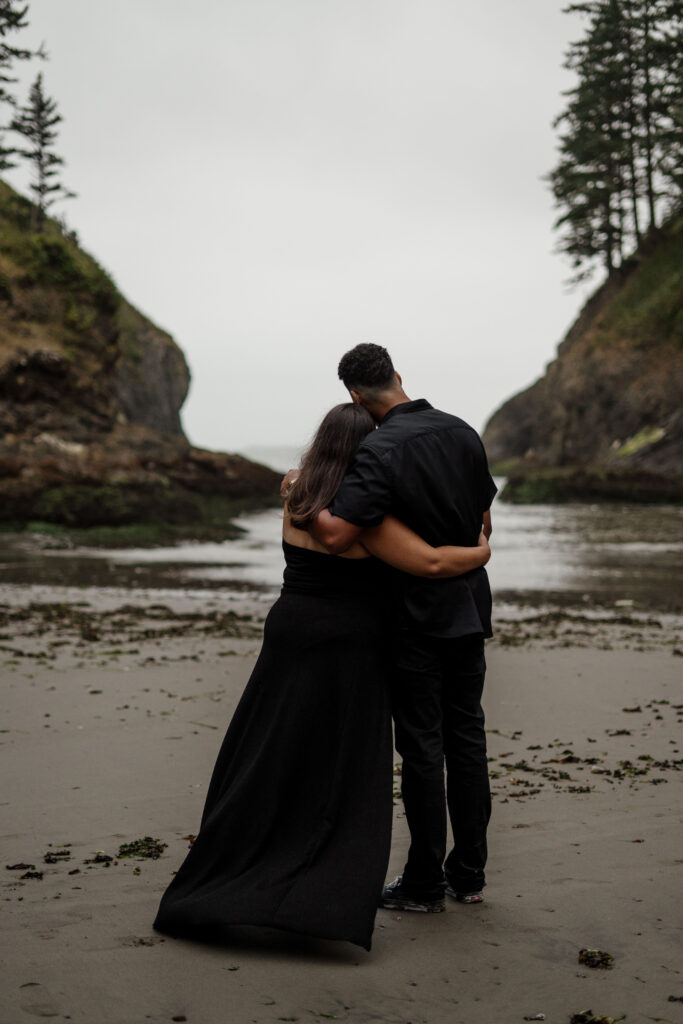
[0,179,118,329]
[593,224,683,350]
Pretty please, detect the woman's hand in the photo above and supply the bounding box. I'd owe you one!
[280,469,300,499]
[477,530,491,566]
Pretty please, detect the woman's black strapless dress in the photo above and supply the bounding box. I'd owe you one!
[153,541,393,951]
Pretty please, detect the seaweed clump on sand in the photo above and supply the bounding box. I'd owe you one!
[43,847,71,864]
[578,948,615,969]
[117,837,167,860]
[0,601,262,656]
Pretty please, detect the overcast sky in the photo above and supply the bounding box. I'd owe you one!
[5,0,593,454]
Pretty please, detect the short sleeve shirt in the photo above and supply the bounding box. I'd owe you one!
[329,399,497,638]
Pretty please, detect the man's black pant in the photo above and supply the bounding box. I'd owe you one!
[392,631,491,899]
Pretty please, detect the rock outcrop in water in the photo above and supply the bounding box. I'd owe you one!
[482,216,683,502]
[0,180,279,536]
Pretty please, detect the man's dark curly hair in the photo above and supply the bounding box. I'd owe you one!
[337,343,395,393]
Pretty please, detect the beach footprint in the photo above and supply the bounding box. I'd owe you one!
[19,981,61,1018]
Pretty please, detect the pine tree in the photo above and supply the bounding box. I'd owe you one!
[633,0,683,227]
[660,0,683,199]
[0,1,33,170]
[10,72,74,228]
[549,0,683,281]
[550,0,633,278]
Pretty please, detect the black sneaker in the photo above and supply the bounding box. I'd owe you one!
[380,875,445,913]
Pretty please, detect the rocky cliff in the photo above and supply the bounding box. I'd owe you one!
[482,216,683,502]
[0,180,279,537]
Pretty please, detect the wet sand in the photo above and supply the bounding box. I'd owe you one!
[1,595,682,1024]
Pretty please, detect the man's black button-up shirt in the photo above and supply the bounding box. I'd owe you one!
[329,399,497,638]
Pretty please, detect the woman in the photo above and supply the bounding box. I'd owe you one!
[153,404,490,951]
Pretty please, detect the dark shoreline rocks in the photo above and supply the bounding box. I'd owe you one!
[0,424,280,542]
[499,464,683,505]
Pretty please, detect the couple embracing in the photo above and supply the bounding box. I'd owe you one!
[154,343,497,951]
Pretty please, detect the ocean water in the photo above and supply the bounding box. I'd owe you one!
[2,482,680,617]
[179,497,683,612]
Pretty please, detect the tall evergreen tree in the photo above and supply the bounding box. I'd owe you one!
[636,0,683,223]
[0,1,33,170]
[550,0,633,277]
[661,0,683,194]
[549,0,683,281]
[11,72,74,228]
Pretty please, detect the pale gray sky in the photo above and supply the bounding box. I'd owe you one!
[5,0,592,452]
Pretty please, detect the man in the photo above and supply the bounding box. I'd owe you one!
[310,343,496,913]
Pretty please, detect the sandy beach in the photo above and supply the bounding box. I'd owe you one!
[1,591,682,1024]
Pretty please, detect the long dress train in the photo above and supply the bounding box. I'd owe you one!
[153,541,393,951]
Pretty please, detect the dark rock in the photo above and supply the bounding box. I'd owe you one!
[113,302,190,438]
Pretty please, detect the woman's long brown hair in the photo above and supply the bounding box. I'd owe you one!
[287,403,375,530]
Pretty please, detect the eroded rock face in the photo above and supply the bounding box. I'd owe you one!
[482,222,683,500]
[484,338,682,472]
[0,348,120,439]
[113,302,190,438]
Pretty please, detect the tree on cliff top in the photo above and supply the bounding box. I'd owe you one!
[10,71,74,228]
[0,0,30,170]
[549,0,683,283]
[0,1,41,171]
